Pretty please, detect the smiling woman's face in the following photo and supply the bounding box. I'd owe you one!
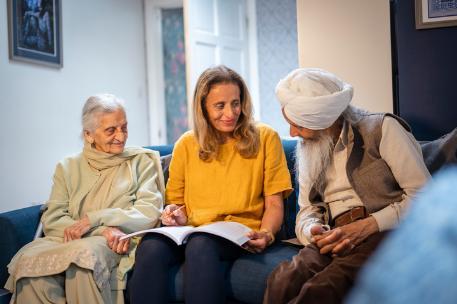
[204,82,241,138]
[86,109,128,154]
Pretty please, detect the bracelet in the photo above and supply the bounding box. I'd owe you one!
[260,228,275,246]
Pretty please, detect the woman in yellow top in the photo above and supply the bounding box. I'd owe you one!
[129,65,292,304]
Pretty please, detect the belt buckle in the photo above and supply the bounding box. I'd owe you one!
[349,209,355,223]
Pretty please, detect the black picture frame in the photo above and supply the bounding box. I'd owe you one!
[7,0,62,68]
[415,0,457,29]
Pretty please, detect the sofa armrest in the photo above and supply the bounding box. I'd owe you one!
[0,205,42,287]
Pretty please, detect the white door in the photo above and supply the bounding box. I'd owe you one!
[144,0,259,144]
[184,0,257,125]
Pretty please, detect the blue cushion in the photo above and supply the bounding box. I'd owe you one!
[278,139,298,240]
[420,127,457,175]
[0,205,41,287]
[165,243,300,304]
[228,243,300,304]
[0,289,11,304]
[144,145,174,156]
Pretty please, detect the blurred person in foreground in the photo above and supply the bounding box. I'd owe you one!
[5,94,165,303]
[347,166,457,304]
[263,68,430,304]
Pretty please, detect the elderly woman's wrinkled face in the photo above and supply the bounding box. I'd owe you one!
[88,109,128,154]
[205,82,241,138]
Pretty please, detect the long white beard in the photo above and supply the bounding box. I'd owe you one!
[295,133,335,196]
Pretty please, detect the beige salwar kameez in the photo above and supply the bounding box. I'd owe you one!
[5,145,165,304]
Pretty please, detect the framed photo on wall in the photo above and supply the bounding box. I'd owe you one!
[415,0,457,29]
[7,0,62,67]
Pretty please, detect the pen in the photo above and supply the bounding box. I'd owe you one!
[172,205,186,215]
[161,205,186,220]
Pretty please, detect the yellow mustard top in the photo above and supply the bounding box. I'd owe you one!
[165,124,292,230]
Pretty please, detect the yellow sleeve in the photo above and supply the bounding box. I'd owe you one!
[165,134,188,205]
[262,127,293,198]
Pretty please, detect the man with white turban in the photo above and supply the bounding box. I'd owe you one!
[263,68,430,304]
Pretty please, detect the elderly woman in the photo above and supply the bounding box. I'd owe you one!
[129,65,293,304]
[4,94,164,303]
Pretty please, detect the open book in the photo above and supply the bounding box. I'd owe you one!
[120,221,252,246]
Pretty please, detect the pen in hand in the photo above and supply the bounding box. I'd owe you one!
[172,205,186,215]
[161,205,187,226]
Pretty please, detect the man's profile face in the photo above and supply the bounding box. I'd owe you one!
[282,108,321,141]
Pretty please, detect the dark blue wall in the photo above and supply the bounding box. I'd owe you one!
[391,0,457,140]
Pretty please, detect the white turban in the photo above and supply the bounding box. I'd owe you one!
[276,68,353,130]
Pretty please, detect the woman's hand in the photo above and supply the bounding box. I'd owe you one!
[242,192,282,253]
[64,216,91,242]
[102,227,130,254]
[243,230,274,253]
[161,204,187,226]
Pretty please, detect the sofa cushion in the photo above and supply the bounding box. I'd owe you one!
[227,243,300,304]
[0,205,41,287]
[164,243,300,304]
[160,154,172,184]
[420,127,457,175]
[277,139,298,240]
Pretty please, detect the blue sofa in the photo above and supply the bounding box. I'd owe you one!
[0,139,302,304]
[2,127,456,304]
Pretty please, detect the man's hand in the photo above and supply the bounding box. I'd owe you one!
[102,227,130,254]
[161,204,187,226]
[312,217,379,256]
[64,216,91,242]
[243,230,273,253]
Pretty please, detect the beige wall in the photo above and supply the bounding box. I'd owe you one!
[297,0,393,112]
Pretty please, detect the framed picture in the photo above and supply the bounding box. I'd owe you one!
[7,0,62,67]
[415,0,457,29]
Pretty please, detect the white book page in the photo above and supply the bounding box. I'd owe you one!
[192,222,252,246]
[120,226,195,244]
[120,222,252,246]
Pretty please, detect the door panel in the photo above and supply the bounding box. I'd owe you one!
[185,0,249,124]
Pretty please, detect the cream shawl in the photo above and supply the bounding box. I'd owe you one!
[6,144,165,301]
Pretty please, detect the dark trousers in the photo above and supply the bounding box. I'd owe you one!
[263,232,387,304]
[128,232,246,304]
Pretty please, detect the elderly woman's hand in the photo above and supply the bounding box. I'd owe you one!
[102,227,130,254]
[161,204,187,226]
[64,216,91,242]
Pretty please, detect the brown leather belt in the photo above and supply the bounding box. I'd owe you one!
[332,206,367,228]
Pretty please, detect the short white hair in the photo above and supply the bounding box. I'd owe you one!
[81,94,125,133]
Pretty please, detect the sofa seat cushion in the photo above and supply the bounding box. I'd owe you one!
[162,243,300,304]
[228,243,300,304]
